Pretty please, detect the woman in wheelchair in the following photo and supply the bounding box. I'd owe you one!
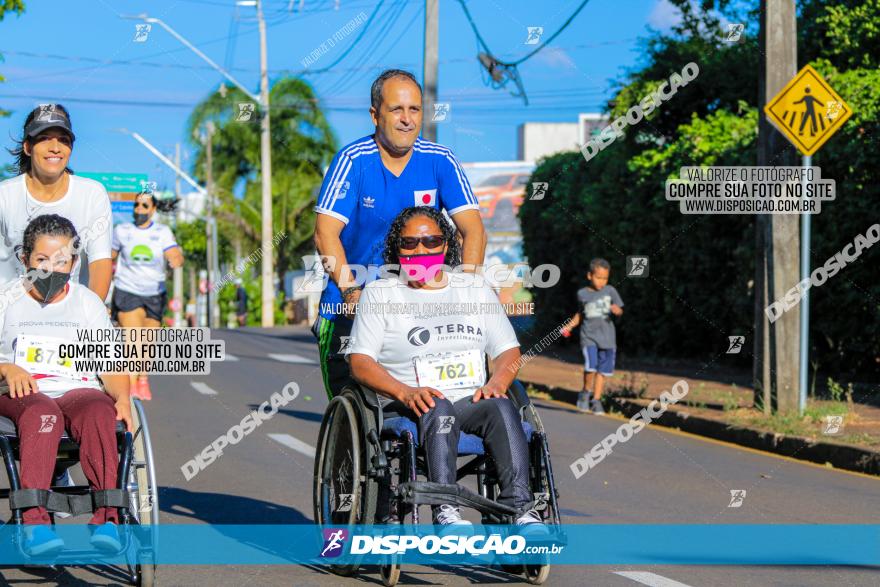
[0,214,132,555]
[347,206,544,529]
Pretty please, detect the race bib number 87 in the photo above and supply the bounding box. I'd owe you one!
[414,349,485,391]
[15,334,77,378]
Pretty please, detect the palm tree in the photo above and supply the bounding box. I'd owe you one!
[186,77,337,284]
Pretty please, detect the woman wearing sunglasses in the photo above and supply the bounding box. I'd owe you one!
[0,104,113,305]
[347,206,545,530]
[110,191,183,400]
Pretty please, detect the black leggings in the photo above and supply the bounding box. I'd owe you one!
[386,396,531,509]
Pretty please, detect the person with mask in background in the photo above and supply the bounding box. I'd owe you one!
[0,215,131,555]
[111,190,184,400]
[0,103,113,305]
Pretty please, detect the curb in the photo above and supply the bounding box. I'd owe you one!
[523,380,880,477]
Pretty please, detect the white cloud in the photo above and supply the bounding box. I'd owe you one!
[532,47,577,70]
[648,0,681,30]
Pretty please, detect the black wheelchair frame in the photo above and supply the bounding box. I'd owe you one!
[313,380,561,586]
[0,397,158,586]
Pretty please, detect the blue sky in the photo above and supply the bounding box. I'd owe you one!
[0,0,679,190]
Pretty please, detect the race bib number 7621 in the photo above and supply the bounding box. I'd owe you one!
[413,349,485,391]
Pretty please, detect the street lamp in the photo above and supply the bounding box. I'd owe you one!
[122,5,275,327]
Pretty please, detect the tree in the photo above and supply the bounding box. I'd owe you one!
[0,1,25,119]
[186,77,337,284]
[520,0,880,382]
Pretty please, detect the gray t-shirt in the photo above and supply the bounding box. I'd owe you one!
[577,285,624,349]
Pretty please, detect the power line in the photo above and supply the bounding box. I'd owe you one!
[455,0,593,104]
[301,0,386,75]
[0,91,606,112]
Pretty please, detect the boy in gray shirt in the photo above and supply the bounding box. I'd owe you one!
[560,258,624,413]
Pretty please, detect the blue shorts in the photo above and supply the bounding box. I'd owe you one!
[582,345,615,376]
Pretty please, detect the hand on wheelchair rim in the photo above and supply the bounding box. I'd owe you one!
[400,385,445,415]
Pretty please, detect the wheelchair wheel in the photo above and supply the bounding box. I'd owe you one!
[127,398,158,587]
[313,394,377,576]
[379,559,400,586]
[525,564,550,585]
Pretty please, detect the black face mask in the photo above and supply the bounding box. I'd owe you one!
[29,270,71,303]
[133,212,151,226]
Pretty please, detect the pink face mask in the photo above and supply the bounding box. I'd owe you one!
[399,253,446,283]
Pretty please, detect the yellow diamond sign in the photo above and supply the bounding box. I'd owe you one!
[764,64,852,156]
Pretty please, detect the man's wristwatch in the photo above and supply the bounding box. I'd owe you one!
[341,286,360,302]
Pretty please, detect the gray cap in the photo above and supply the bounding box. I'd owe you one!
[25,105,75,141]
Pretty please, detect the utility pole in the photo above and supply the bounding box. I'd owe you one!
[754,0,799,413]
[257,0,275,327]
[422,0,439,142]
[205,122,220,329]
[173,143,184,328]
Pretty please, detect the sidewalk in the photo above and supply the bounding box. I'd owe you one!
[516,349,880,476]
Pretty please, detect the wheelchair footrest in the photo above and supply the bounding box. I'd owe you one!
[9,488,128,515]
[397,481,518,517]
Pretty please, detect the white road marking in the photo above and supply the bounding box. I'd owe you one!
[614,572,695,587]
[190,382,218,396]
[223,354,239,362]
[268,353,317,365]
[267,433,316,459]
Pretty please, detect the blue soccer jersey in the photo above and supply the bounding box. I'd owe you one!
[315,135,479,319]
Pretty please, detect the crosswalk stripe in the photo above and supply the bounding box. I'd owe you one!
[267,433,316,458]
[190,382,218,396]
[614,572,695,587]
[268,353,317,365]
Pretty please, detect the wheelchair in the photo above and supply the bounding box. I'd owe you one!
[0,396,158,586]
[313,379,561,586]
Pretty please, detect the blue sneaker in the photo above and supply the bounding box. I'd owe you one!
[24,525,64,556]
[90,522,121,552]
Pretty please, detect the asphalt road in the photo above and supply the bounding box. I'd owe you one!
[0,327,878,586]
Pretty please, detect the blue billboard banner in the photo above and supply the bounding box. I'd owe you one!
[111,200,135,226]
[0,524,877,566]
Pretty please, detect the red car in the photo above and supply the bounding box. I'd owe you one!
[474,173,530,219]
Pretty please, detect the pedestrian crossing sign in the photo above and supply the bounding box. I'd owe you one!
[764,64,852,156]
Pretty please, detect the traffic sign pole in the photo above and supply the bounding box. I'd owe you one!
[799,154,811,414]
[764,63,851,415]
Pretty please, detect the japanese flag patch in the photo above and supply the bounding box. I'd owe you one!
[414,189,437,207]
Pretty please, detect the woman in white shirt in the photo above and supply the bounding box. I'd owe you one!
[1,104,113,302]
[0,214,131,556]
[111,190,184,400]
[348,206,544,529]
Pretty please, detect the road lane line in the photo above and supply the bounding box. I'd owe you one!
[224,354,239,362]
[268,353,317,365]
[614,572,695,587]
[190,382,219,396]
[267,433,316,458]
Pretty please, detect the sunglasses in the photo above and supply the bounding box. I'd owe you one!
[399,235,445,250]
[134,201,154,210]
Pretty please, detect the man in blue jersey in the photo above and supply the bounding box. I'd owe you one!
[312,69,486,399]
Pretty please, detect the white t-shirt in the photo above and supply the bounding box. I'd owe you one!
[0,174,113,289]
[112,221,178,296]
[347,272,520,404]
[0,283,112,398]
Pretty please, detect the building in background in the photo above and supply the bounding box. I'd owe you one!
[516,113,609,162]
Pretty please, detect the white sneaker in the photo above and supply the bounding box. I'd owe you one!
[516,509,549,535]
[52,469,75,519]
[434,504,473,526]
